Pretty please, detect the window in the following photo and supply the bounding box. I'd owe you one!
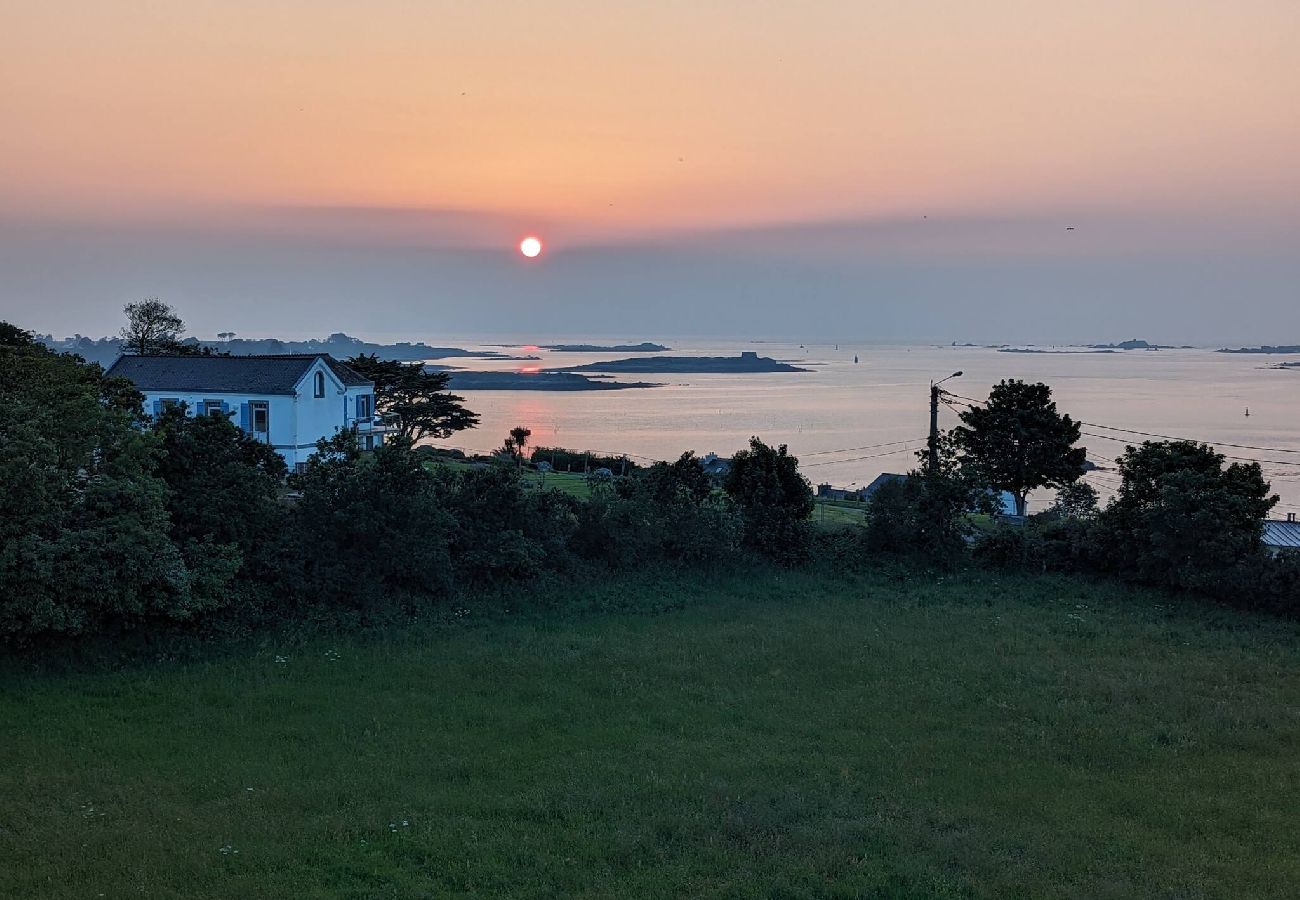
[356,394,371,419]
[205,400,225,418]
[250,401,270,435]
[363,434,374,451]
[313,371,325,398]
[160,398,179,411]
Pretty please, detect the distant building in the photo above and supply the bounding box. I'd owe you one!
[863,473,908,497]
[1263,514,1300,555]
[106,353,387,469]
[817,473,909,503]
[698,452,732,479]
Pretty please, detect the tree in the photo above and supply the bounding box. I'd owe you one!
[865,438,994,563]
[0,327,211,640]
[345,354,479,443]
[1052,481,1098,521]
[723,437,814,563]
[508,426,531,467]
[950,379,1085,517]
[120,299,185,355]
[1092,440,1276,589]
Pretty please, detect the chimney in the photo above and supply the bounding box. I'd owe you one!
[1289,512,1297,523]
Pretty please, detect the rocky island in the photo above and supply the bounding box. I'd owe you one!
[443,371,660,391]
[551,351,809,374]
[1219,345,1300,354]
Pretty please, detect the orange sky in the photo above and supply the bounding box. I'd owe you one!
[4,0,1298,239]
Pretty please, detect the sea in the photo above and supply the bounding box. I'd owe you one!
[393,336,1300,517]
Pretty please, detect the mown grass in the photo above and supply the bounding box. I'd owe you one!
[3,566,1299,899]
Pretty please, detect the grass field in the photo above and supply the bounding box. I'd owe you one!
[4,567,1299,898]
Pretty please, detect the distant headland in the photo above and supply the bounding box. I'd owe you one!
[540,342,670,353]
[36,332,531,367]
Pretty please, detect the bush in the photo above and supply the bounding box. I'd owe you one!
[0,331,213,640]
[1091,441,1276,590]
[434,462,580,582]
[571,458,741,567]
[865,459,991,566]
[287,433,454,610]
[724,438,814,564]
[151,405,287,610]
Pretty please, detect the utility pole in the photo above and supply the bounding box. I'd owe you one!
[928,383,940,473]
[928,371,963,474]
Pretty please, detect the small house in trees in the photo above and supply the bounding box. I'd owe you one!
[106,353,386,469]
[1263,514,1300,556]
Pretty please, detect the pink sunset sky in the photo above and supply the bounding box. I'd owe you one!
[3,1,1298,341]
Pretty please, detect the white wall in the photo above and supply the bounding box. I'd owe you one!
[140,358,378,467]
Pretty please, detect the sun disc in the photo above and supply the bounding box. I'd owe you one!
[519,236,542,258]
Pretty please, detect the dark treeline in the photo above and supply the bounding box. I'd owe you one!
[2,321,1296,650]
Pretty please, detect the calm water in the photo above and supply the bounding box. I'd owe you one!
[413,337,1300,516]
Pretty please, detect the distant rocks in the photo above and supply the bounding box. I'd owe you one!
[443,371,660,391]
[551,351,809,374]
[1219,345,1300,354]
[999,348,1116,355]
[1086,339,1164,350]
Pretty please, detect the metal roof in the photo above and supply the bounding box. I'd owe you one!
[1263,520,1300,550]
[105,353,370,395]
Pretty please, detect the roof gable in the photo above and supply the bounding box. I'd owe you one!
[105,353,372,395]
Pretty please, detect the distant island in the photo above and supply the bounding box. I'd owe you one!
[1085,339,1166,350]
[540,342,670,352]
[551,351,809,374]
[999,348,1116,355]
[1218,345,1300,354]
[36,332,529,367]
[443,371,660,391]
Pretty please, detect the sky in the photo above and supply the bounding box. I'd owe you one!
[2,0,1298,343]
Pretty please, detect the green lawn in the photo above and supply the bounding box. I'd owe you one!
[4,568,1299,898]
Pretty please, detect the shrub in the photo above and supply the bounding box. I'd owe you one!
[572,460,741,567]
[287,433,454,609]
[0,331,210,640]
[151,405,287,610]
[724,438,814,564]
[434,462,579,582]
[1091,441,1276,590]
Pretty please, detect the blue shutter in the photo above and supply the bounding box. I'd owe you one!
[197,401,206,416]
[221,401,230,418]
[151,399,161,418]
[240,402,251,433]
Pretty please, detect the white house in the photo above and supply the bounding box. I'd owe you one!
[106,353,388,469]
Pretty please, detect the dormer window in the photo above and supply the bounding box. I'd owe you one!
[313,371,325,398]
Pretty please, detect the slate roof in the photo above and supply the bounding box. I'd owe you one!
[106,354,371,395]
[1263,520,1300,550]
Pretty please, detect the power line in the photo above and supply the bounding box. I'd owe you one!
[795,444,930,470]
[801,438,925,458]
[1080,422,1300,455]
[939,392,1300,471]
[1079,430,1300,468]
